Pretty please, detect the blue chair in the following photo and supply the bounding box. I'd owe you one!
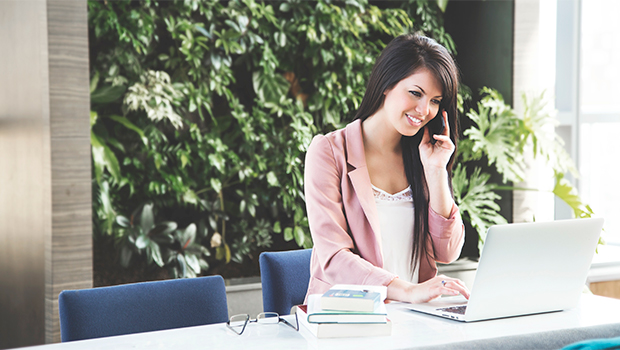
[58,275,228,342]
[259,249,312,315]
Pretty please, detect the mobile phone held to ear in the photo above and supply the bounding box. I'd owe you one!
[427,108,445,144]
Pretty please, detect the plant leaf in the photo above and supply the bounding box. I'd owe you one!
[135,234,149,249]
[182,223,197,249]
[116,215,131,228]
[91,132,121,182]
[453,164,507,250]
[464,89,525,183]
[215,246,224,260]
[553,172,594,219]
[151,233,174,245]
[120,245,132,267]
[177,254,187,277]
[216,243,232,263]
[149,241,164,267]
[185,254,201,273]
[252,70,289,104]
[110,115,149,145]
[91,84,126,104]
[90,110,98,127]
[273,221,281,233]
[140,203,155,234]
[283,227,293,241]
[436,0,448,12]
[210,178,222,193]
[151,221,178,236]
[266,171,279,187]
[294,226,305,246]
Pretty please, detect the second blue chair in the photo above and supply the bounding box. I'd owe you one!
[58,275,228,342]
[260,249,312,315]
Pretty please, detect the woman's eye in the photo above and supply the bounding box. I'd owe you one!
[409,91,421,97]
[432,99,441,105]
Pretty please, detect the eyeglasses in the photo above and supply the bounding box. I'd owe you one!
[226,312,299,335]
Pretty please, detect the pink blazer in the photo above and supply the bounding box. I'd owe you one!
[304,119,464,300]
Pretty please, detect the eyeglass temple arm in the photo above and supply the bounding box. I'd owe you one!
[280,312,299,331]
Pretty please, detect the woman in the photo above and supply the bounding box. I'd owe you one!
[304,34,470,304]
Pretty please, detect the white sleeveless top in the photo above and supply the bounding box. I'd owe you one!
[372,185,419,284]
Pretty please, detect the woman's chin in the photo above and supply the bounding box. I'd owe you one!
[399,126,422,137]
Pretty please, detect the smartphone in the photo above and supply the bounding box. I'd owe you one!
[426,108,445,144]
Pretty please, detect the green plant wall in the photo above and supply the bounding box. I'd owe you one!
[89,0,595,282]
[89,0,455,279]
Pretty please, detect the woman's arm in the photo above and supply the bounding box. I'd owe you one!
[305,134,396,287]
[429,204,464,263]
[420,111,457,218]
[419,110,465,263]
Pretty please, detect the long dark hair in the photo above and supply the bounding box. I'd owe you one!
[354,33,460,279]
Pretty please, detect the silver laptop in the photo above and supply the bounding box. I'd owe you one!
[408,218,604,322]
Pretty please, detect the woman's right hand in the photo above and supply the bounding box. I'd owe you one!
[411,275,470,303]
[387,275,470,304]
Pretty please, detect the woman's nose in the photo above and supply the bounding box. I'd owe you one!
[415,99,430,116]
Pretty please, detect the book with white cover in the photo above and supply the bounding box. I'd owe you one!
[321,288,381,312]
[307,294,387,323]
[329,284,388,301]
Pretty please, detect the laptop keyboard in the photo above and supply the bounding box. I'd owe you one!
[438,305,467,315]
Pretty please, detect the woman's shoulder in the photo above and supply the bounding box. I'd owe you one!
[307,120,361,166]
[310,119,361,147]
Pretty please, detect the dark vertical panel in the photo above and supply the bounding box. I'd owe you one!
[445,0,515,105]
[444,0,515,258]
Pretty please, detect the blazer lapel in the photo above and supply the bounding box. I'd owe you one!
[345,120,384,262]
[348,170,381,239]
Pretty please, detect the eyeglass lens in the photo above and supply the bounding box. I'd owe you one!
[256,312,279,324]
[227,314,249,335]
[227,312,298,335]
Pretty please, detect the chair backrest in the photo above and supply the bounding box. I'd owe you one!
[259,249,312,315]
[58,275,228,342]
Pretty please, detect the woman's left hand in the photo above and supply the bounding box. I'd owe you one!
[419,110,454,171]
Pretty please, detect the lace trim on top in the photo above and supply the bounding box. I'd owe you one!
[372,185,413,202]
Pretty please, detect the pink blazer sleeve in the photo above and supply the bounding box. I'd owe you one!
[305,135,397,290]
[428,204,465,264]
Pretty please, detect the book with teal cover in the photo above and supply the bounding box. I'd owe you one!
[295,303,392,338]
[320,288,381,312]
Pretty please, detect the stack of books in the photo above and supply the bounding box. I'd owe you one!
[295,284,392,338]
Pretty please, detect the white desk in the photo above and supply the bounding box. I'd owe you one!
[20,294,620,350]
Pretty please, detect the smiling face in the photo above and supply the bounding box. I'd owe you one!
[381,68,443,137]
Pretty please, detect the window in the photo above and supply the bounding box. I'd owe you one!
[556,0,620,244]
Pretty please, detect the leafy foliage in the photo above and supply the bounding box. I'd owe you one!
[452,164,507,249]
[88,0,454,277]
[115,203,211,278]
[462,88,526,183]
[89,0,594,276]
[456,88,595,251]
